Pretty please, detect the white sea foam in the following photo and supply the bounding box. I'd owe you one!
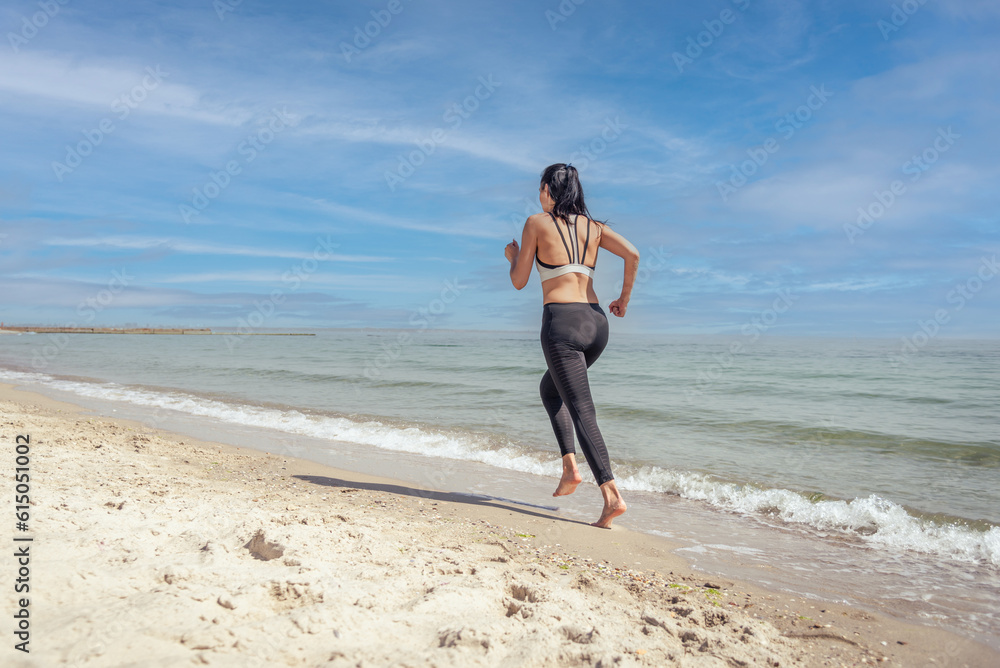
[619,465,1000,567]
[0,368,561,480]
[3,368,997,568]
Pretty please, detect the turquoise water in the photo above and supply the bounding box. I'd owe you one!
[1,329,998,643]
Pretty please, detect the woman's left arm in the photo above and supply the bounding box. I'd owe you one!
[505,217,538,290]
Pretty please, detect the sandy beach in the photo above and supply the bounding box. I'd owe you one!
[2,383,996,667]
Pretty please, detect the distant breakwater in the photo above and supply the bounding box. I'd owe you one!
[0,326,313,336]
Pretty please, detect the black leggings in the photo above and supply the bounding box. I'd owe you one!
[539,302,614,486]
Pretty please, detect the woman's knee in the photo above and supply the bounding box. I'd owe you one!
[539,372,557,400]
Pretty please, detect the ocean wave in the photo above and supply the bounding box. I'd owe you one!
[0,367,562,482]
[619,465,1000,567]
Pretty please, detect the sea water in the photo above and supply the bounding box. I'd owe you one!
[1,329,997,647]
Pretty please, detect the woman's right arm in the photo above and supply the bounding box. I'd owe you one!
[598,224,640,317]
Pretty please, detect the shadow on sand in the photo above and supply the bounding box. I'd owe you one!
[294,474,594,528]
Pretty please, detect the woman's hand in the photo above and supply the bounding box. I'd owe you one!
[608,297,628,317]
[505,239,519,264]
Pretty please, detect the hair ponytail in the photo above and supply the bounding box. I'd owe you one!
[540,163,606,226]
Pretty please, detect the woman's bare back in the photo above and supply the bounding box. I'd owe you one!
[534,213,603,304]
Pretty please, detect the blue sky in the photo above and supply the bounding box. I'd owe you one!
[1,0,998,336]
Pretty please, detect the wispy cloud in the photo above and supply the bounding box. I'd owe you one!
[0,51,248,126]
[43,236,392,262]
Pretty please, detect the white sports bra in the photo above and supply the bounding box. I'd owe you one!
[535,212,597,282]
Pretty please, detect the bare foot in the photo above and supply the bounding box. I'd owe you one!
[591,498,626,528]
[553,470,582,497]
[591,480,627,528]
[553,453,582,497]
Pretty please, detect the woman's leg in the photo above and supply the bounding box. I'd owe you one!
[542,340,614,487]
[540,304,614,488]
[539,370,574,456]
[540,371,583,496]
[540,304,626,526]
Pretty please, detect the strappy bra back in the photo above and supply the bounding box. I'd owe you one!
[535,212,597,283]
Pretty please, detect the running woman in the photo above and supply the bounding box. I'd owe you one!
[505,163,640,528]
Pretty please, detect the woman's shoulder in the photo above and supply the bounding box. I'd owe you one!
[569,212,604,226]
[527,212,604,229]
[527,212,561,232]
[580,214,606,233]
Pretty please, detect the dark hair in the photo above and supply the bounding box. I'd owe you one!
[540,163,605,226]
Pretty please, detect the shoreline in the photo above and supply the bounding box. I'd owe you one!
[2,382,996,667]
